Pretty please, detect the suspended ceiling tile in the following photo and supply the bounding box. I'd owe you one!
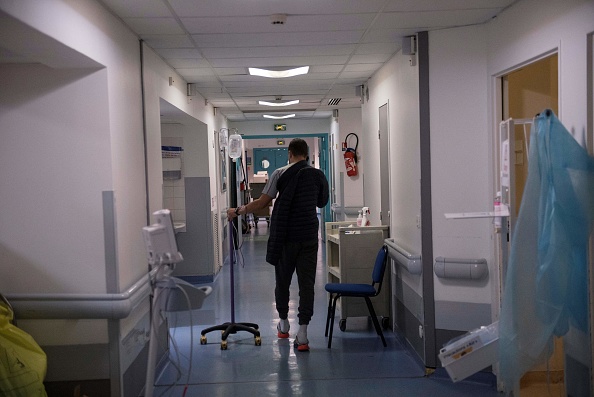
[339,71,376,79]
[213,67,248,76]
[209,56,349,68]
[175,67,217,77]
[178,73,219,83]
[374,9,502,30]
[180,14,376,34]
[383,0,514,12]
[361,28,418,43]
[141,34,193,48]
[219,72,339,83]
[310,65,344,73]
[190,31,364,48]
[355,42,401,55]
[123,17,184,35]
[153,48,204,59]
[343,63,384,72]
[167,58,211,68]
[348,54,392,64]
[169,0,388,17]
[201,44,357,59]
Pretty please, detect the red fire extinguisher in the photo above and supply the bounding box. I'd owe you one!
[343,133,358,177]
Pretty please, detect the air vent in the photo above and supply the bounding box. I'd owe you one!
[328,98,341,106]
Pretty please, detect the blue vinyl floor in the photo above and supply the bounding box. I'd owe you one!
[153,222,502,397]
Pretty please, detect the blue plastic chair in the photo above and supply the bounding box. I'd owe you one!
[324,245,388,348]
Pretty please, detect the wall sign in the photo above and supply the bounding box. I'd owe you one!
[274,124,286,131]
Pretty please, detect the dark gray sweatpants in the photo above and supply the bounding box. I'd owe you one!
[274,240,319,325]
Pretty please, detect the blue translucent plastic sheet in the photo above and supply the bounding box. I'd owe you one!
[499,110,594,393]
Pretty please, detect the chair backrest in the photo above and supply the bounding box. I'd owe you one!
[371,245,388,287]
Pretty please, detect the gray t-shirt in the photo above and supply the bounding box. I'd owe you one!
[261,162,294,198]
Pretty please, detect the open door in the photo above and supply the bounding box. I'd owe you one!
[496,53,570,396]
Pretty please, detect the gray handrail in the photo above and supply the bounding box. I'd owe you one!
[384,238,422,274]
[434,257,488,280]
[5,268,157,320]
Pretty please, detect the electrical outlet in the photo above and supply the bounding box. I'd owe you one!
[416,215,421,229]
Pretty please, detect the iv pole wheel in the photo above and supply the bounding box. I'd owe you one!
[200,335,207,345]
[220,340,228,350]
[339,319,347,332]
[255,336,262,346]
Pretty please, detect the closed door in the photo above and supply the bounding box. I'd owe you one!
[253,148,288,176]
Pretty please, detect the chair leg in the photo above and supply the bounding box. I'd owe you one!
[364,297,387,347]
[324,293,333,337]
[327,295,340,348]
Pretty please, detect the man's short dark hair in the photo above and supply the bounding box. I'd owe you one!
[288,138,308,157]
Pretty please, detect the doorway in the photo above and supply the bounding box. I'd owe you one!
[498,53,563,395]
[502,54,558,216]
[253,147,288,175]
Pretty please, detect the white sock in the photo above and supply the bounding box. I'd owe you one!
[279,318,290,333]
[297,324,308,343]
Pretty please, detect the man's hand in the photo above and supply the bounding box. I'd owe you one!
[227,207,238,221]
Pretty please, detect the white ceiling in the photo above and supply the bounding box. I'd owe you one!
[3,1,518,121]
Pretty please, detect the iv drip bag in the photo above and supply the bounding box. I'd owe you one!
[228,131,242,159]
[219,128,228,149]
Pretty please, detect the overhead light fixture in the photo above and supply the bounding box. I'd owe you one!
[258,99,300,107]
[263,114,295,119]
[248,66,309,78]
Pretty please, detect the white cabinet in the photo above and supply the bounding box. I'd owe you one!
[325,222,390,327]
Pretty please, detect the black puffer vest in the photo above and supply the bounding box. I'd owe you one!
[266,160,329,265]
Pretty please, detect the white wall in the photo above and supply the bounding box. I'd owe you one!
[0,0,228,387]
[0,65,113,345]
[429,24,492,308]
[331,107,364,219]
[362,49,422,254]
[487,0,593,140]
[0,0,147,348]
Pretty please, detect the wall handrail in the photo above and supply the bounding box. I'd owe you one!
[5,268,158,320]
[434,257,488,280]
[384,238,422,275]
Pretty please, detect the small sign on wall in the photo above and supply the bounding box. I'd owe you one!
[274,124,286,131]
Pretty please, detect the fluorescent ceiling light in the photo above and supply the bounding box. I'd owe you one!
[258,99,300,107]
[263,114,295,119]
[248,66,309,78]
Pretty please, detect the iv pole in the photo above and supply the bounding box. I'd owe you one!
[199,129,261,350]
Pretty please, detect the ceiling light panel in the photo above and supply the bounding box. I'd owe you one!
[263,114,295,119]
[248,66,309,78]
[259,100,300,107]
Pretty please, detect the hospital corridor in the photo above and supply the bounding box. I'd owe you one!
[151,223,499,397]
[1,0,593,396]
